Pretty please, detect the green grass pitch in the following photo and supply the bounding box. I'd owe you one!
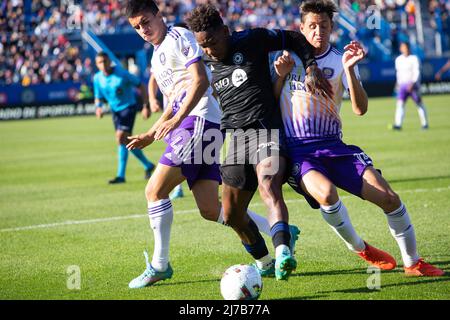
[1,95,449,300]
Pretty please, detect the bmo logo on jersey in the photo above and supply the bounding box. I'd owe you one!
[214,78,230,92]
[231,69,248,88]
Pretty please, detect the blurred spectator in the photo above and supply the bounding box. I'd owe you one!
[1,0,450,86]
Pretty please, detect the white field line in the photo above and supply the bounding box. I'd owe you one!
[1,186,449,233]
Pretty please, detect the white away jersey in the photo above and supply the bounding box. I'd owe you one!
[150,26,221,123]
[395,54,420,85]
[270,45,360,141]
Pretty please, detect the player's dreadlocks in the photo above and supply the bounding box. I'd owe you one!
[186,4,224,33]
[300,0,338,22]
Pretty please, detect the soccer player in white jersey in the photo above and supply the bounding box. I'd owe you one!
[149,22,187,202]
[124,0,283,288]
[271,0,444,276]
[392,42,429,130]
[147,72,184,200]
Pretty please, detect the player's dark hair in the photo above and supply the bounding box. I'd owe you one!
[174,22,189,30]
[125,0,159,18]
[186,4,224,33]
[96,52,110,60]
[300,0,338,23]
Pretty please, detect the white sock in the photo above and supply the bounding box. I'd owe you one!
[255,254,273,270]
[416,103,428,127]
[147,199,173,272]
[320,200,366,252]
[385,203,419,267]
[216,207,225,225]
[275,244,290,257]
[247,209,271,236]
[395,100,405,127]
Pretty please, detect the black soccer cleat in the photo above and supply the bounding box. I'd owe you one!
[108,177,126,184]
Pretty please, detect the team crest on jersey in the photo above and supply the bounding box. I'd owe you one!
[160,53,166,65]
[322,67,334,79]
[231,68,248,87]
[233,52,244,65]
[182,45,191,57]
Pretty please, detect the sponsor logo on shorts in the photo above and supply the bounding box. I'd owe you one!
[354,152,373,166]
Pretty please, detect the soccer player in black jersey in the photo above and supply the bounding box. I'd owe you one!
[187,4,332,280]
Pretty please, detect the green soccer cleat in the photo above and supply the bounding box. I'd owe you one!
[128,250,173,289]
[275,248,297,281]
[252,259,275,278]
[289,225,301,255]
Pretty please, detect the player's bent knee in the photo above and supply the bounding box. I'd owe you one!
[315,185,339,206]
[145,184,169,202]
[222,210,246,228]
[198,207,218,222]
[382,191,401,212]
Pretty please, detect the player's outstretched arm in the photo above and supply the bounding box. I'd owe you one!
[273,51,294,100]
[154,60,209,140]
[127,105,174,150]
[343,41,368,116]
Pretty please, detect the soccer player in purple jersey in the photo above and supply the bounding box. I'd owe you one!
[272,0,444,277]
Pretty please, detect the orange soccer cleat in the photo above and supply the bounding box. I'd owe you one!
[357,242,397,270]
[404,258,445,277]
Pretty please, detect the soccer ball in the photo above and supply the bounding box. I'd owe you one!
[220,264,263,300]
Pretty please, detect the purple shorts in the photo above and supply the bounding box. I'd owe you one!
[286,139,374,209]
[397,83,422,104]
[159,115,223,189]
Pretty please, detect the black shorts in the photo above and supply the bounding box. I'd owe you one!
[112,105,137,133]
[220,124,286,191]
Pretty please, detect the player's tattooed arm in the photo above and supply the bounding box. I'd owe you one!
[273,51,294,100]
[343,41,368,116]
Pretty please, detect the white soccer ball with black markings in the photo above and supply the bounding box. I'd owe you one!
[220,264,263,300]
